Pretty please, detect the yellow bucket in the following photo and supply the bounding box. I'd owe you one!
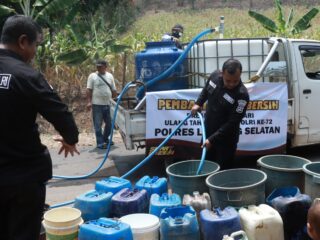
[42,207,83,240]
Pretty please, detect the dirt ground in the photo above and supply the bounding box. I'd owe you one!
[40,131,123,149]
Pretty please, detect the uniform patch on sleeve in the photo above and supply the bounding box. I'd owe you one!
[209,80,216,89]
[0,74,11,89]
[236,99,247,113]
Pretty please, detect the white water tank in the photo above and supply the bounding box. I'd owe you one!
[188,38,268,87]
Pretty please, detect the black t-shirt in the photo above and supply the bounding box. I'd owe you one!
[0,49,79,185]
[196,70,249,145]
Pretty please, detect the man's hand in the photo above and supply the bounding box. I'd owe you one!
[191,104,201,116]
[202,139,212,150]
[53,136,80,158]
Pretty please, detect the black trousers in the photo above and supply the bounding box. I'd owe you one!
[206,141,237,170]
[0,181,46,240]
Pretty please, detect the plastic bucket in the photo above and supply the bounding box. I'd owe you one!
[206,168,267,208]
[120,213,159,240]
[42,207,83,240]
[257,155,311,195]
[303,162,320,200]
[166,160,220,197]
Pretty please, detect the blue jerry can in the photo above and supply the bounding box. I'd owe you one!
[78,217,133,240]
[160,205,200,240]
[268,187,312,240]
[74,190,113,222]
[149,193,181,217]
[111,188,149,218]
[95,176,131,194]
[200,207,242,240]
[135,41,188,99]
[135,175,168,198]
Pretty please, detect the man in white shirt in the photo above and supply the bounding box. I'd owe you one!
[87,59,117,149]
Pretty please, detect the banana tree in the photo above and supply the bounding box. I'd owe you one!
[55,16,131,66]
[0,0,81,31]
[248,0,319,37]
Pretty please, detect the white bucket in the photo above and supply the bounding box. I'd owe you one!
[120,213,160,240]
[42,207,83,240]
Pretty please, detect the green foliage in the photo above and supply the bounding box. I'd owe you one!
[248,0,319,37]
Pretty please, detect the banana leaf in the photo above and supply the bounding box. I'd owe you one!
[57,48,88,65]
[0,5,15,16]
[292,8,319,34]
[36,0,78,20]
[248,10,278,33]
[275,0,285,32]
[285,8,294,29]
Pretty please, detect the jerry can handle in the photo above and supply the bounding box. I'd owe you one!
[161,193,169,200]
[230,230,248,239]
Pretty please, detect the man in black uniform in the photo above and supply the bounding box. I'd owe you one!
[0,15,79,239]
[191,59,249,170]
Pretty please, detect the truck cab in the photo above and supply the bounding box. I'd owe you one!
[259,38,320,148]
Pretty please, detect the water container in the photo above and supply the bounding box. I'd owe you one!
[74,190,113,222]
[206,168,267,208]
[78,217,133,240]
[42,207,83,240]
[135,175,168,198]
[111,188,148,218]
[200,207,242,240]
[222,230,248,240]
[120,213,160,240]
[188,39,268,88]
[266,186,301,206]
[183,191,211,215]
[166,160,220,198]
[303,162,320,200]
[135,41,188,98]
[160,205,200,240]
[150,193,181,217]
[95,176,132,194]
[268,190,311,240]
[257,154,311,195]
[239,204,284,240]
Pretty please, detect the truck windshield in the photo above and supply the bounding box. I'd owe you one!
[261,42,288,83]
[299,46,320,80]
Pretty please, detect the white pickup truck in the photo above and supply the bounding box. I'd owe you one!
[111,37,320,152]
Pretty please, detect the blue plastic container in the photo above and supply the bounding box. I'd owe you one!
[95,176,131,194]
[149,193,181,217]
[74,190,113,222]
[266,186,300,206]
[200,207,242,240]
[160,205,200,240]
[135,41,188,98]
[111,188,149,218]
[135,175,168,198]
[78,217,133,240]
[269,191,312,240]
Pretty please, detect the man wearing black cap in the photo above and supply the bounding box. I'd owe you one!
[162,24,184,49]
[86,59,117,149]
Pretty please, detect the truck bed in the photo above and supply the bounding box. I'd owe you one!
[110,98,146,150]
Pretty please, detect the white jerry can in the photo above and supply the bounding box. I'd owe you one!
[239,204,284,240]
[182,191,211,213]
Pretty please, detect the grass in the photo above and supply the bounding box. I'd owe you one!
[123,6,320,44]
